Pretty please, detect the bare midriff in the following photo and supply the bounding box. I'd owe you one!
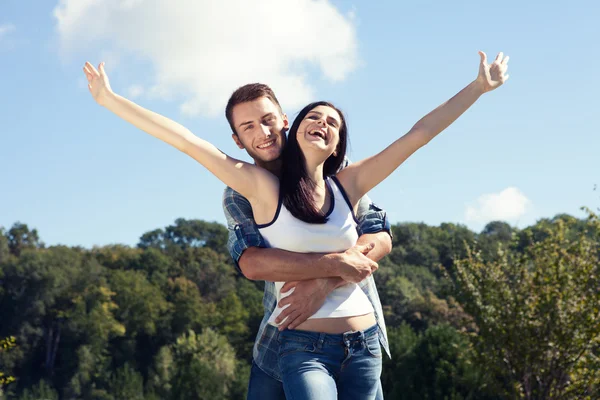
[293,312,377,334]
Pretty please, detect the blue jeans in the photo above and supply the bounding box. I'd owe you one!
[277,324,383,400]
[247,361,286,400]
[246,360,384,400]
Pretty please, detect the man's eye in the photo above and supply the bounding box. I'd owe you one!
[245,125,253,131]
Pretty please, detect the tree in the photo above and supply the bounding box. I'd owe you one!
[383,324,499,400]
[0,228,10,264]
[450,210,600,399]
[0,246,106,387]
[6,223,42,257]
[167,277,218,337]
[0,337,16,388]
[109,269,170,338]
[169,329,237,400]
[138,219,228,253]
[17,380,58,400]
[107,364,144,400]
[179,247,236,302]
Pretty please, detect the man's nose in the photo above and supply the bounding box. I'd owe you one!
[260,123,272,137]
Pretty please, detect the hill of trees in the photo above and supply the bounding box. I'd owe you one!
[1,212,598,399]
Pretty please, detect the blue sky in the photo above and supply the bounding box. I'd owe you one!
[1,0,598,248]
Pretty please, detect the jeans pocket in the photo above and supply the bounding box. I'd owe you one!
[364,334,382,359]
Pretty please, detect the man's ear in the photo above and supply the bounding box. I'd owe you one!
[232,134,245,150]
[282,113,289,130]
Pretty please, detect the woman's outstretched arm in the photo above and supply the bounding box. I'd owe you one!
[338,51,510,205]
[83,62,276,203]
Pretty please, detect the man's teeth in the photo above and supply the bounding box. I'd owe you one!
[258,140,275,149]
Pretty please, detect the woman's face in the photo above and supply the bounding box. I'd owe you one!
[296,105,342,159]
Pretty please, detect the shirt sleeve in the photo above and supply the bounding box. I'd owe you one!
[222,187,268,275]
[355,194,393,239]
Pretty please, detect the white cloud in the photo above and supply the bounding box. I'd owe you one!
[465,187,531,225]
[127,85,145,99]
[53,0,358,116]
[0,23,16,40]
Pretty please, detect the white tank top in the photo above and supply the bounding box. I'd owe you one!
[257,176,374,326]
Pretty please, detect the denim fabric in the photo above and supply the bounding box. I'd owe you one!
[247,361,286,400]
[278,324,383,400]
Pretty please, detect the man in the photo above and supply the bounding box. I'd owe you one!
[222,84,393,399]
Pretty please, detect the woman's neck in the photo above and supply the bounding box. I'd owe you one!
[303,155,325,186]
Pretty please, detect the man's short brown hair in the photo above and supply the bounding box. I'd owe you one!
[225,83,283,134]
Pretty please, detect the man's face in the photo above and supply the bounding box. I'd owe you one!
[231,97,289,164]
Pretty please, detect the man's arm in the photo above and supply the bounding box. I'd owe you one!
[356,232,392,263]
[239,245,377,282]
[223,187,378,283]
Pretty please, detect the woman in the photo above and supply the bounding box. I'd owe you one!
[83,50,508,399]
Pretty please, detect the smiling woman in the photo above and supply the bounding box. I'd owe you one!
[279,101,349,224]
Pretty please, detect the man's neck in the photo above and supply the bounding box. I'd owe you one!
[255,159,283,178]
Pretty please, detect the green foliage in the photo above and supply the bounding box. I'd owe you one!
[17,380,58,400]
[6,223,42,257]
[383,324,497,399]
[169,329,237,400]
[107,363,145,400]
[0,337,16,388]
[0,228,10,264]
[450,209,600,399]
[138,218,228,253]
[109,269,170,337]
[3,213,598,399]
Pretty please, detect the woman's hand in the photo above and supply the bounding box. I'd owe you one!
[83,61,113,106]
[476,51,510,93]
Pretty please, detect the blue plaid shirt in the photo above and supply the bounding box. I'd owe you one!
[222,160,392,381]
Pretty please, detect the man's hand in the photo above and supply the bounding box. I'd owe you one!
[83,61,114,106]
[330,242,378,283]
[476,51,509,93]
[275,278,343,330]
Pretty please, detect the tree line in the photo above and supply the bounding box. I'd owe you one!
[0,211,598,399]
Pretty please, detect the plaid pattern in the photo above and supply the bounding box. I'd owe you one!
[222,160,392,381]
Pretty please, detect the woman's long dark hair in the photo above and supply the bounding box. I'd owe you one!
[280,101,348,224]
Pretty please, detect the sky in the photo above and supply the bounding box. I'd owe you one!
[1,0,598,248]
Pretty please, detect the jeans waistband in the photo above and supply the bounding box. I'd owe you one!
[279,323,379,345]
